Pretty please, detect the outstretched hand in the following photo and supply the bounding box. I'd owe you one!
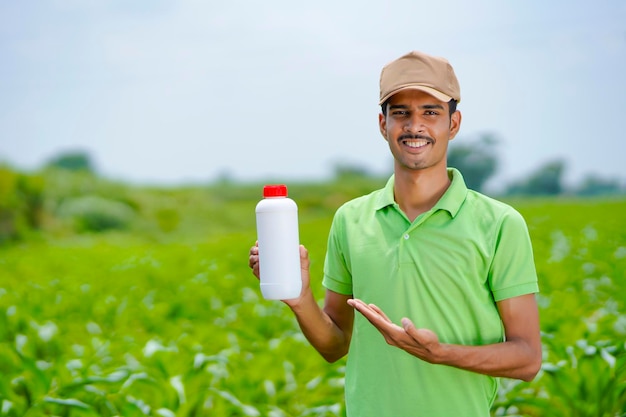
[347,298,443,364]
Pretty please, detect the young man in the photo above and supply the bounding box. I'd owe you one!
[249,50,541,416]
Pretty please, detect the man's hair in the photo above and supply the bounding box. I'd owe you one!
[381,99,458,118]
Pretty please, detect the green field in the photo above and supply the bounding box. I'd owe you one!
[1,174,625,416]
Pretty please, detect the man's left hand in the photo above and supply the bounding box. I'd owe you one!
[347,298,443,364]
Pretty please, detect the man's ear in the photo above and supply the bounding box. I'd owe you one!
[449,110,462,141]
[379,112,388,141]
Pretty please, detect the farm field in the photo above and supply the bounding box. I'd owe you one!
[1,180,625,416]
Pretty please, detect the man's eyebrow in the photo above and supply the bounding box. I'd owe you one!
[421,104,445,110]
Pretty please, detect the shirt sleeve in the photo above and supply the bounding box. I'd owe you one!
[322,209,353,295]
[489,209,539,301]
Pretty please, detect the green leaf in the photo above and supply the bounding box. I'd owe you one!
[43,396,91,409]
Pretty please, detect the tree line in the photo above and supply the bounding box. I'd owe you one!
[446,134,624,197]
[1,145,624,244]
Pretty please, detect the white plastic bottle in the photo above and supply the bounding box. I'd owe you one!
[255,184,302,300]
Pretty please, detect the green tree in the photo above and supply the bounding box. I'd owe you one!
[447,134,498,192]
[46,151,94,172]
[332,162,372,180]
[574,174,623,196]
[506,159,566,196]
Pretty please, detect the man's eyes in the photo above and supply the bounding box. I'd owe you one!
[391,110,439,116]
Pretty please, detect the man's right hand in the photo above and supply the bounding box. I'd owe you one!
[248,243,312,307]
[248,241,261,279]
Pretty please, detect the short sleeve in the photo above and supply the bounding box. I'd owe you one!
[489,209,539,301]
[322,209,353,296]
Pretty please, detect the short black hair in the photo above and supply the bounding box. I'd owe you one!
[381,98,458,118]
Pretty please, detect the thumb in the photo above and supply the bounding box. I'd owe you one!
[299,245,310,267]
[402,318,439,345]
[401,317,415,331]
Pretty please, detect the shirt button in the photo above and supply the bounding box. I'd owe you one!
[403,234,410,240]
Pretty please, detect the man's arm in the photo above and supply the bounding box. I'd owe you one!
[291,287,354,362]
[250,244,354,363]
[348,293,541,381]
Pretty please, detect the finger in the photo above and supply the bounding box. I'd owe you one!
[248,252,258,268]
[347,299,371,316]
[402,318,439,345]
[402,318,427,341]
[347,298,368,310]
[349,300,387,326]
[248,252,260,277]
[368,304,393,323]
[401,317,416,333]
[249,242,260,278]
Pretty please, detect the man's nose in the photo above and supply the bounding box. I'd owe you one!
[403,114,424,134]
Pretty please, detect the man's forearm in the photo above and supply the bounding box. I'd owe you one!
[289,291,351,363]
[434,338,542,381]
[349,297,542,381]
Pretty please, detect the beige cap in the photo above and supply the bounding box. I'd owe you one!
[379,51,461,105]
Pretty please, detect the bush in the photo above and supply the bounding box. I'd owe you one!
[56,196,136,232]
[0,166,44,244]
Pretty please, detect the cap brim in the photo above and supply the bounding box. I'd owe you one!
[379,85,453,105]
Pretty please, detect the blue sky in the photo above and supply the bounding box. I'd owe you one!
[1,1,625,190]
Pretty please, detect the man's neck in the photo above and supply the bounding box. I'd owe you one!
[393,166,451,222]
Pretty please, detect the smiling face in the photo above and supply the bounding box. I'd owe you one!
[379,89,461,174]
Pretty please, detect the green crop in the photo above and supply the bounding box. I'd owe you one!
[1,188,625,416]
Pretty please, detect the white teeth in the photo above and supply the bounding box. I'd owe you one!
[405,140,428,148]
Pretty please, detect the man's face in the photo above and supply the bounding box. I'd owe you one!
[379,89,461,173]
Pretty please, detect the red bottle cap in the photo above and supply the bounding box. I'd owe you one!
[263,184,288,197]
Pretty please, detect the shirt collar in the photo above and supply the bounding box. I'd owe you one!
[374,167,468,218]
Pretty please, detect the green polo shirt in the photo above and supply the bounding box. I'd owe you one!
[322,168,538,417]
